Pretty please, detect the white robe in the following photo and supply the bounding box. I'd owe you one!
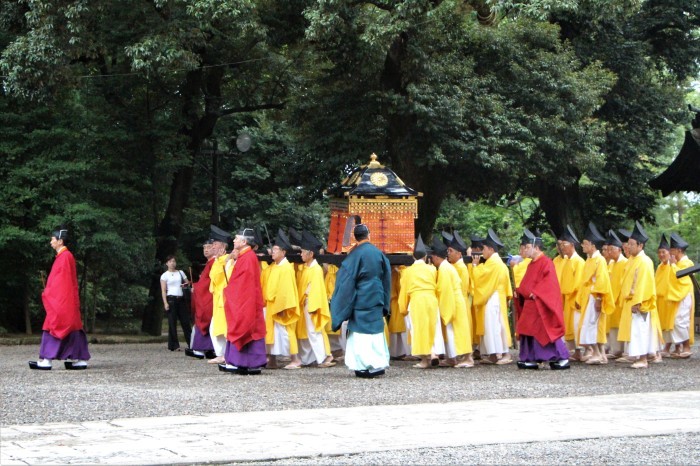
[480,291,509,355]
[671,293,692,344]
[209,320,227,357]
[329,321,348,352]
[389,327,411,358]
[628,312,659,357]
[344,331,389,372]
[579,296,600,345]
[607,328,625,354]
[298,300,328,365]
[390,315,412,357]
[263,307,293,356]
[430,308,446,355]
[443,322,457,359]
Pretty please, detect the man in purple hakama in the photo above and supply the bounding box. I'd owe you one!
[515,230,570,370]
[29,228,90,370]
[220,228,267,375]
[186,238,216,359]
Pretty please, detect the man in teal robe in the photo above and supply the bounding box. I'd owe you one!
[331,220,392,378]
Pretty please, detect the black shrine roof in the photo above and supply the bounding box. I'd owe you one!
[649,130,700,196]
[327,153,420,198]
[649,107,700,196]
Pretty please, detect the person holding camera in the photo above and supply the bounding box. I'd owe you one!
[161,255,192,351]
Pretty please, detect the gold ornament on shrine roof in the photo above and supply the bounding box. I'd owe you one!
[326,153,423,254]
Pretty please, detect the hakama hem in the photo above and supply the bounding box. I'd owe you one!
[39,330,91,361]
[225,339,267,369]
[519,336,569,362]
[191,329,215,352]
[344,331,389,372]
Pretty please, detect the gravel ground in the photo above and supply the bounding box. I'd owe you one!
[236,433,700,465]
[2,343,699,426]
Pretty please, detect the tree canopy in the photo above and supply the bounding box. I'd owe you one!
[0,0,698,333]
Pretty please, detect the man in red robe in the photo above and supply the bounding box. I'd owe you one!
[515,229,570,370]
[186,236,216,360]
[221,227,267,375]
[29,228,90,370]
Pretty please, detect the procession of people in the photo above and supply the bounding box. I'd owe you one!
[30,220,695,375]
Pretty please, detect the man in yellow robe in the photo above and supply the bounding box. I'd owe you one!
[208,226,233,364]
[471,229,513,365]
[467,234,484,358]
[618,228,632,258]
[323,263,344,358]
[604,230,628,359]
[444,230,475,367]
[432,236,474,368]
[398,235,440,368]
[553,242,565,283]
[264,229,302,370]
[297,231,335,367]
[387,265,410,359]
[556,225,585,360]
[655,234,674,356]
[617,222,661,369]
[667,233,695,358]
[601,242,610,263]
[575,222,615,365]
[511,231,533,289]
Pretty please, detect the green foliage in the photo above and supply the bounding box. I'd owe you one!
[650,194,700,264]
[544,0,699,228]
[185,114,331,248]
[678,201,700,264]
[0,0,697,332]
[435,195,557,255]
[0,84,157,332]
[298,0,617,238]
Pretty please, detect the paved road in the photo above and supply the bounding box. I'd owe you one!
[1,343,699,464]
[3,391,700,465]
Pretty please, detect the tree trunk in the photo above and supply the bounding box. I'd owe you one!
[142,67,223,335]
[388,136,446,239]
[24,280,32,335]
[142,163,195,336]
[142,275,166,336]
[415,176,447,240]
[536,174,584,238]
[381,32,448,241]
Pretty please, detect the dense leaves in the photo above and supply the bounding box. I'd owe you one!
[0,0,697,333]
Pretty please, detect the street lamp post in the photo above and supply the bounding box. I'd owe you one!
[198,139,223,225]
[211,140,219,225]
[200,132,251,226]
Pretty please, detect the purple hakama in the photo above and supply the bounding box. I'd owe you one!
[519,336,568,363]
[191,329,214,352]
[39,330,91,360]
[224,338,267,368]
